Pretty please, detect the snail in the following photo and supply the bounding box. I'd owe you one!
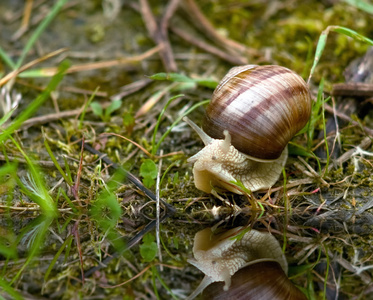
[183,65,312,194]
[186,227,307,300]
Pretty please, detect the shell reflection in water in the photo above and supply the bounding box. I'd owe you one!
[202,260,307,300]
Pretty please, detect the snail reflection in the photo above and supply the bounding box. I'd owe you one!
[186,226,307,300]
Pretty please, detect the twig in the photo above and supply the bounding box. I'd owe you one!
[99,264,152,288]
[140,0,178,72]
[328,136,372,172]
[72,220,85,283]
[332,82,373,97]
[324,103,373,136]
[0,153,72,168]
[326,250,371,285]
[171,26,247,65]
[156,150,163,270]
[20,101,115,130]
[110,79,152,100]
[180,0,256,59]
[297,156,329,186]
[161,0,180,31]
[20,107,85,129]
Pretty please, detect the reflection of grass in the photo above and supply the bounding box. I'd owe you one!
[90,168,127,252]
[0,0,69,290]
[0,63,66,295]
[12,216,54,284]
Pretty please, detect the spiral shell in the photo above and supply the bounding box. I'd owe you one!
[186,227,306,300]
[202,261,307,300]
[202,65,312,160]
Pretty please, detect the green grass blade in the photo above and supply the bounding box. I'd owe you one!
[11,216,53,284]
[17,69,58,78]
[321,94,330,175]
[63,156,73,184]
[150,72,218,89]
[43,131,73,186]
[343,0,373,14]
[0,106,18,128]
[63,234,74,263]
[0,61,69,143]
[307,78,325,149]
[153,99,210,155]
[15,0,68,69]
[90,168,127,251]
[0,48,16,70]
[330,26,373,44]
[11,136,57,216]
[152,266,178,300]
[44,235,73,282]
[0,244,17,260]
[0,162,17,177]
[151,94,184,155]
[282,168,288,253]
[0,278,23,300]
[79,86,100,129]
[308,26,373,83]
[302,36,315,79]
[308,29,328,84]
[60,188,78,213]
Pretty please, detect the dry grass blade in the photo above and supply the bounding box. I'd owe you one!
[20,107,87,129]
[99,264,152,288]
[100,132,153,158]
[11,0,33,41]
[0,48,68,87]
[38,46,162,75]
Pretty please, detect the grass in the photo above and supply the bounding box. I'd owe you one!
[1,1,373,299]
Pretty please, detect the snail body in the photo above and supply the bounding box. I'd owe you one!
[184,65,312,194]
[186,227,307,300]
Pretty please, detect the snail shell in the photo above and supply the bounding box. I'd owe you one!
[184,65,312,194]
[202,260,307,300]
[185,226,292,300]
[203,64,312,160]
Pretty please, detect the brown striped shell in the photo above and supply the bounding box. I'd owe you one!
[202,65,312,160]
[185,227,307,300]
[202,261,307,300]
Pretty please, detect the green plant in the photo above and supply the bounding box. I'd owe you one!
[90,99,122,122]
[139,233,158,262]
[140,159,158,188]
